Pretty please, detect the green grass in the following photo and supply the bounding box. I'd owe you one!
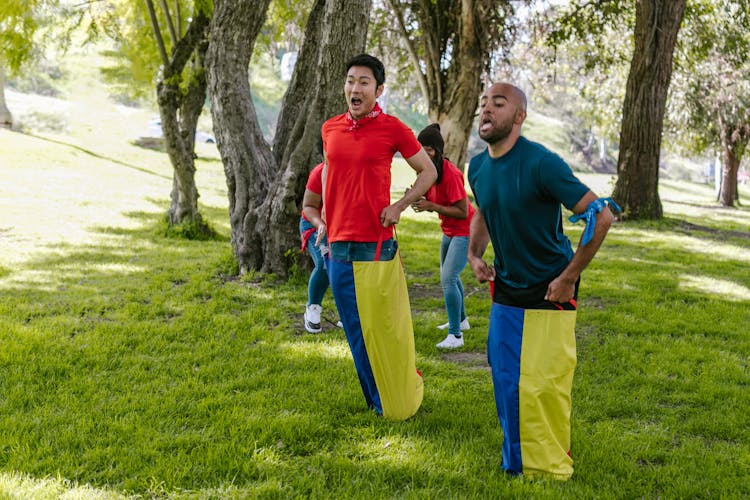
[2,44,750,498]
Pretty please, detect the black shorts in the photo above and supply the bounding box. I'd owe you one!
[493,276,580,310]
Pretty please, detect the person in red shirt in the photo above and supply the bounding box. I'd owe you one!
[304,54,436,417]
[316,58,436,249]
[299,161,334,333]
[412,124,475,349]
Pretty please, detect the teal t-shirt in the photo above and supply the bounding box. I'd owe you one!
[468,136,589,288]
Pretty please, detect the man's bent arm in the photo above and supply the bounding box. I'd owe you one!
[381,148,437,226]
[546,190,614,302]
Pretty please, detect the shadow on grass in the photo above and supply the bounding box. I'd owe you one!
[24,131,173,181]
[667,218,750,241]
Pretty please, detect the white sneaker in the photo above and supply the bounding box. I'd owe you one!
[436,334,464,349]
[437,318,470,331]
[336,320,343,328]
[304,304,322,333]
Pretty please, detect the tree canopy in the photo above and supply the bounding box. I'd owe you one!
[669,0,750,205]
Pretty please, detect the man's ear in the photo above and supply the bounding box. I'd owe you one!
[514,109,527,125]
[376,84,385,98]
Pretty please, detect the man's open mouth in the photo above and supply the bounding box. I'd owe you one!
[479,117,493,132]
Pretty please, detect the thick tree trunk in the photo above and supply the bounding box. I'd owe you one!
[207,0,274,272]
[433,78,481,171]
[431,37,483,171]
[261,0,371,274]
[436,0,489,170]
[396,0,501,170]
[156,11,210,227]
[208,0,371,276]
[612,0,686,220]
[0,64,12,129]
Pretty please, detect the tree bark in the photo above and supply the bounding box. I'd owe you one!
[155,11,211,228]
[718,121,748,207]
[207,0,371,276]
[719,142,739,207]
[612,0,686,220]
[0,63,12,129]
[390,0,508,169]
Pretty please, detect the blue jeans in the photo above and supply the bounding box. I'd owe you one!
[440,235,468,336]
[329,239,397,262]
[299,217,329,305]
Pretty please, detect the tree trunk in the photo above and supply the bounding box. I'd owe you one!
[719,143,739,207]
[435,0,490,170]
[718,123,748,207]
[390,0,507,170]
[156,11,210,228]
[611,0,686,220]
[0,63,12,129]
[262,0,371,274]
[207,0,371,276]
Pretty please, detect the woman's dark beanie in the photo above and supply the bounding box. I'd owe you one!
[417,123,445,184]
[417,123,444,154]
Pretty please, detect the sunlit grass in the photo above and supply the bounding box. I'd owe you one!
[679,274,750,301]
[281,340,354,361]
[0,472,127,500]
[1,161,747,496]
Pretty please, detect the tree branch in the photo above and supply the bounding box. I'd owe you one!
[418,0,442,106]
[158,0,179,47]
[166,10,210,77]
[386,0,431,109]
[175,0,182,38]
[144,0,170,68]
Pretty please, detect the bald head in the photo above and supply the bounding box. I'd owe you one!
[478,82,527,150]
[485,82,527,114]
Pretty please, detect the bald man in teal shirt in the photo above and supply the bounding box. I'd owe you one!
[467,82,615,478]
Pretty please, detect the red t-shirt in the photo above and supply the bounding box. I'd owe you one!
[322,112,422,243]
[425,159,475,237]
[300,162,324,221]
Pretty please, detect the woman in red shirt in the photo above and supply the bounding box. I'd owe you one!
[412,124,475,349]
[299,162,330,333]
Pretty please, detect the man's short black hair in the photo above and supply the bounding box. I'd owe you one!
[346,54,385,87]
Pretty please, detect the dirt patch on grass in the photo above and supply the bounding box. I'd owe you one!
[408,282,442,301]
[441,351,490,371]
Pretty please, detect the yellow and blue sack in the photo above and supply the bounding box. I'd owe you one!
[488,302,577,479]
[328,245,423,420]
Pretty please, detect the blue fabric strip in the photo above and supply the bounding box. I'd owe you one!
[328,258,382,414]
[488,302,525,474]
[568,197,622,246]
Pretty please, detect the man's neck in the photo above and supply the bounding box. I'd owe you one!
[487,130,521,159]
[349,105,376,121]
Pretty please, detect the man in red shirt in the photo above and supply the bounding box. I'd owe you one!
[304,54,436,417]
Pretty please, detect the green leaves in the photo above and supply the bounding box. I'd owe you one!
[668,0,750,159]
[0,0,45,71]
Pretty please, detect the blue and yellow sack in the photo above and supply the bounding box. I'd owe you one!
[328,241,423,420]
[488,303,577,479]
